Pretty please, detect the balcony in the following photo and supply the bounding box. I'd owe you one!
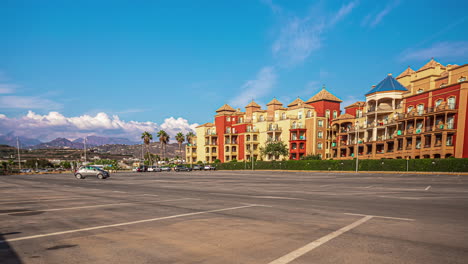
[267,127,282,132]
[205,132,217,136]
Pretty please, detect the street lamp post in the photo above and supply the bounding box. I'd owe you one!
[355,121,359,173]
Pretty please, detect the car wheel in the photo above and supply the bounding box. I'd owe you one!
[97,173,104,179]
[75,173,83,179]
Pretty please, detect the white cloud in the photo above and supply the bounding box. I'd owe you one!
[229,66,277,107]
[362,0,401,28]
[0,111,198,142]
[399,41,468,62]
[272,1,358,67]
[0,96,62,110]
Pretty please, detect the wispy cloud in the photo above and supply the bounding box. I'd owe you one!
[0,96,62,110]
[0,111,198,142]
[0,84,17,94]
[399,41,468,62]
[362,0,401,28]
[272,1,358,66]
[261,0,282,14]
[229,66,277,107]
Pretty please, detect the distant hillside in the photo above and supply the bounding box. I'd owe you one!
[73,136,138,146]
[96,142,186,159]
[31,138,84,149]
[0,132,42,147]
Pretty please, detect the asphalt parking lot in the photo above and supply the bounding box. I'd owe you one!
[1,170,468,264]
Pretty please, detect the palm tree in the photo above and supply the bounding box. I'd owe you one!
[141,131,153,164]
[157,130,170,160]
[175,132,185,160]
[186,131,195,145]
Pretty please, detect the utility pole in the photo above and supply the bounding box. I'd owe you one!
[84,136,87,163]
[17,137,21,170]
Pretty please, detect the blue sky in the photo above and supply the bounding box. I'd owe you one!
[1,0,467,141]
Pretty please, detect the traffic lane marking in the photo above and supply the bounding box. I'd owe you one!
[0,204,260,244]
[0,198,199,216]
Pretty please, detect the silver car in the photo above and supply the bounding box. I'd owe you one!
[74,165,110,179]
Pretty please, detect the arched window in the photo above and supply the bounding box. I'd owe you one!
[435,99,443,107]
[333,110,338,119]
[317,142,323,150]
[417,89,424,94]
[205,147,209,153]
[458,76,466,82]
[448,97,456,109]
[306,110,312,118]
[407,106,414,113]
[417,104,424,115]
[318,131,323,139]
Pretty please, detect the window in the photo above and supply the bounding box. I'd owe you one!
[225,146,229,152]
[246,135,251,141]
[318,120,324,127]
[458,76,467,82]
[227,117,230,121]
[317,142,323,150]
[298,111,302,119]
[226,127,231,133]
[448,97,456,109]
[435,99,443,107]
[356,109,362,118]
[259,115,264,122]
[407,106,414,113]
[318,131,323,139]
[417,104,424,115]
[206,128,211,135]
[417,89,424,94]
[447,135,453,146]
[447,116,455,129]
[306,110,312,118]
[326,110,330,118]
[282,113,286,120]
[292,122,296,129]
[299,143,305,149]
[333,110,338,119]
[238,117,243,123]
[292,143,297,150]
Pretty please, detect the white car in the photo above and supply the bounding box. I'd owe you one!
[204,165,216,171]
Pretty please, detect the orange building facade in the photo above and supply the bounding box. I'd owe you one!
[187,59,468,163]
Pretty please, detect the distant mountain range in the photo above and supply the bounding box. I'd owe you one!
[0,132,42,147]
[73,136,138,146]
[0,133,139,149]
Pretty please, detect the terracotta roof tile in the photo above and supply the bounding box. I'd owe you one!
[334,113,355,120]
[417,58,444,72]
[344,101,366,109]
[287,97,304,107]
[396,66,415,78]
[196,122,215,128]
[306,87,342,103]
[266,98,283,106]
[245,100,261,108]
[215,104,236,113]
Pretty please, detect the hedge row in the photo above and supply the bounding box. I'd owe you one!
[214,158,468,172]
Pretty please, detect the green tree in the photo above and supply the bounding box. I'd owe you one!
[141,131,153,164]
[260,141,289,161]
[157,130,170,160]
[185,131,195,145]
[175,132,185,159]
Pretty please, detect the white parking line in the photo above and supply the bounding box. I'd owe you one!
[0,197,89,205]
[425,186,431,191]
[0,204,258,243]
[344,213,415,221]
[267,216,373,264]
[0,198,198,216]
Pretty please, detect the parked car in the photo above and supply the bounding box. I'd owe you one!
[192,165,203,171]
[174,165,192,172]
[204,165,216,171]
[74,165,110,179]
[135,165,148,172]
[148,166,162,172]
[160,166,171,172]
[20,169,32,173]
[36,168,49,173]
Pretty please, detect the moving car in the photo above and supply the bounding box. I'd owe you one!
[174,165,192,172]
[74,165,110,179]
[160,166,171,172]
[204,165,216,171]
[192,165,203,171]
